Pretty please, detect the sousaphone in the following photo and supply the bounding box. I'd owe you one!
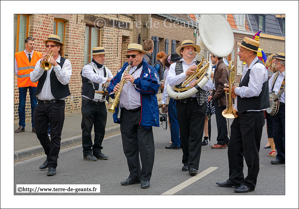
[166,15,234,100]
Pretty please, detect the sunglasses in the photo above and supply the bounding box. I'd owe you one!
[126,54,139,58]
[46,44,57,48]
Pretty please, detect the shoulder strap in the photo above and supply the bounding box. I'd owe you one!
[271,72,280,92]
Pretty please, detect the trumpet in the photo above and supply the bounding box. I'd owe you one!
[41,51,53,71]
[222,61,238,119]
[108,61,133,113]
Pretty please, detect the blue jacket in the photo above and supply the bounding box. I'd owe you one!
[108,59,160,128]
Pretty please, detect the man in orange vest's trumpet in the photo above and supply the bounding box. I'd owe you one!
[15,37,42,133]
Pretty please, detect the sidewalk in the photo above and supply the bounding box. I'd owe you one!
[14,110,120,163]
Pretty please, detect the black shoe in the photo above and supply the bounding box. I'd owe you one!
[165,145,180,149]
[216,179,240,188]
[32,127,36,133]
[47,167,56,176]
[182,165,188,171]
[234,184,254,193]
[141,180,150,189]
[94,152,109,160]
[271,159,285,165]
[15,126,25,133]
[84,155,97,161]
[202,137,208,146]
[189,168,197,176]
[121,178,141,186]
[39,160,48,169]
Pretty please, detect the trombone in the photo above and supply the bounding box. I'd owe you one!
[41,50,53,71]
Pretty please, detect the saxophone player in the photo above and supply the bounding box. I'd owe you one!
[81,47,113,161]
[108,43,160,189]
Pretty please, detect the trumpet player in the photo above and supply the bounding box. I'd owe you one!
[216,37,269,193]
[167,40,214,176]
[107,43,160,189]
[81,47,113,161]
[30,34,72,176]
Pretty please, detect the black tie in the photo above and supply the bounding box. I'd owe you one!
[28,54,31,63]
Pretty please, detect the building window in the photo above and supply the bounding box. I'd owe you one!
[234,14,246,31]
[14,14,29,53]
[171,40,176,54]
[152,36,159,65]
[84,26,101,65]
[165,39,169,55]
[278,18,285,36]
[255,15,266,32]
[54,19,66,43]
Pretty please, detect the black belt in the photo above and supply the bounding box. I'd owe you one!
[38,99,63,104]
[280,102,285,106]
[178,97,196,104]
[124,107,141,112]
[82,97,104,105]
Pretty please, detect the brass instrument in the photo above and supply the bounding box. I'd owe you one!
[108,61,133,113]
[222,61,238,119]
[41,51,53,71]
[173,53,210,92]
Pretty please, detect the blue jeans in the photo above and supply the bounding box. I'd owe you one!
[18,87,37,127]
[168,98,180,147]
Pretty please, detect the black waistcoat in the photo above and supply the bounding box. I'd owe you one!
[237,59,270,113]
[34,57,71,99]
[81,63,107,99]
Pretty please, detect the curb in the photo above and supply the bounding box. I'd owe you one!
[14,125,120,163]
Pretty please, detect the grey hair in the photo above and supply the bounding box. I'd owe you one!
[25,37,35,44]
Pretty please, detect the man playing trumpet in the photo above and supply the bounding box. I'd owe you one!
[81,47,113,161]
[108,43,160,189]
[30,34,72,176]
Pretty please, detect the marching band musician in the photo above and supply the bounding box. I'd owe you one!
[167,40,214,176]
[108,43,160,189]
[216,37,269,193]
[268,53,285,165]
[30,34,72,176]
[81,47,113,161]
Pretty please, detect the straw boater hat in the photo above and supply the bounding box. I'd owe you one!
[43,34,64,45]
[92,47,105,55]
[125,43,147,54]
[237,37,260,52]
[176,40,201,56]
[273,53,285,61]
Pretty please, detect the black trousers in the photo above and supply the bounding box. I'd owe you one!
[34,101,65,168]
[120,108,155,181]
[213,99,229,145]
[228,111,265,189]
[177,99,206,170]
[81,98,107,156]
[272,103,285,162]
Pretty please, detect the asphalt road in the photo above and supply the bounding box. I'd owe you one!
[13,117,290,208]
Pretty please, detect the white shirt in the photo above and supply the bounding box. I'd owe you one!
[15,50,34,75]
[162,67,170,104]
[269,70,285,103]
[167,58,214,98]
[30,55,72,100]
[81,62,113,102]
[119,64,142,110]
[234,56,268,112]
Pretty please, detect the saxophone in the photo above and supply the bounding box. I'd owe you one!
[108,61,133,113]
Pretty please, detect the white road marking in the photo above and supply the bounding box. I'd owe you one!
[162,166,218,195]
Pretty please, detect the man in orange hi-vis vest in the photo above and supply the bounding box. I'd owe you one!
[15,37,42,133]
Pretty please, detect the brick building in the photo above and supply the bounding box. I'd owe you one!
[14,14,197,121]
